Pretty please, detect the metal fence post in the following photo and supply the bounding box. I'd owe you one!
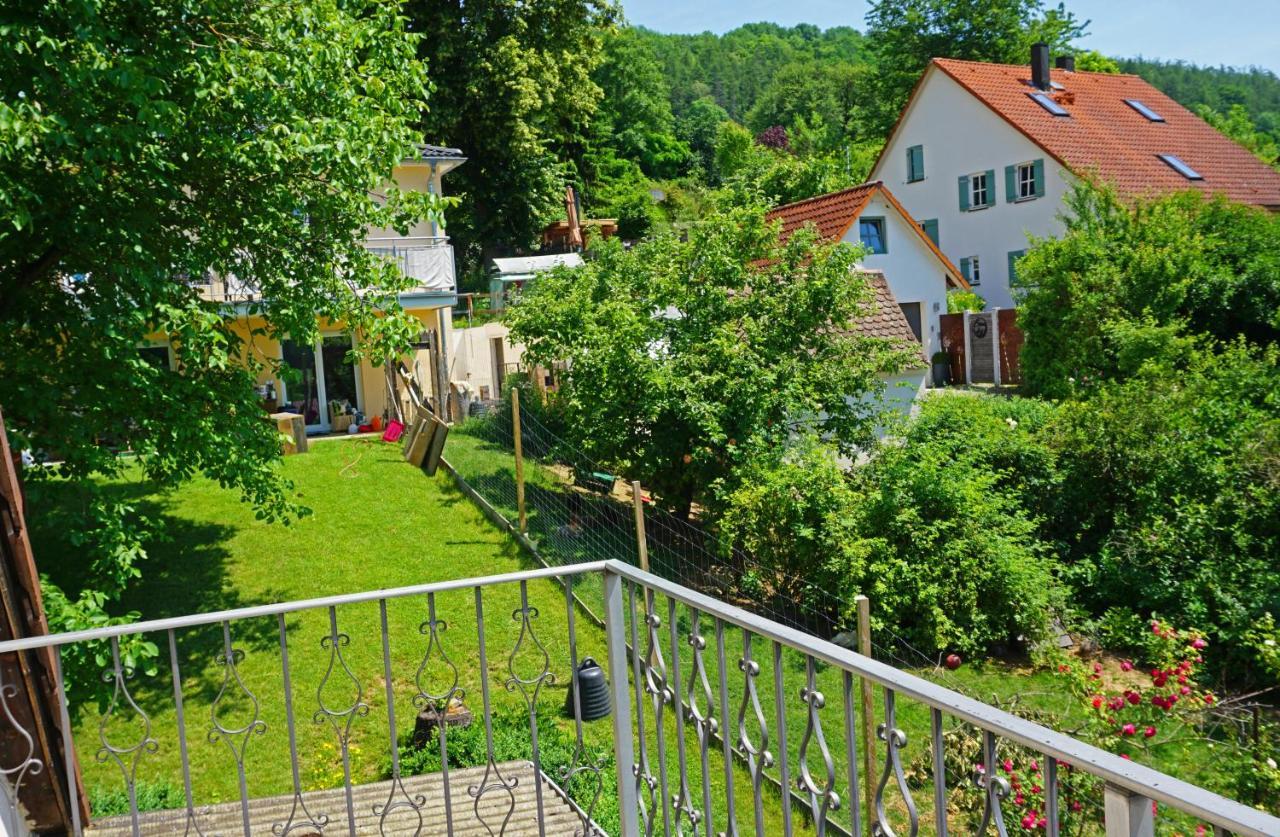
[631,481,649,573]
[856,594,877,823]
[1104,784,1155,837]
[512,387,527,533]
[603,568,640,837]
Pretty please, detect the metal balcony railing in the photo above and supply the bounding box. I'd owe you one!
[0,561,1275,837]
[365,236,455,294]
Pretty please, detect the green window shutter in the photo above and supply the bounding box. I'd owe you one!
[1004,165,1017,203]
[958,175,970,211]
[1008,249,1026,284]
[907,145,924,181]
[984,170,996,206]
[921,219,939,246]
[1033,158,1046,197]
[960,257,971,282]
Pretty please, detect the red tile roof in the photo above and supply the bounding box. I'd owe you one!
[855,271,927,366]
[929,58,1280,208]
[768,182,880,244]
[766,181,969,289]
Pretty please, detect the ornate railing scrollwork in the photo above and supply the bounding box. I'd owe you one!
[796,657,841,835]
[210,622,267,835]
[872,689,918,837]
[972,731,1012,837]
[736,630,773,833]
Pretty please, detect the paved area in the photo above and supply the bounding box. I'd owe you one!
[87,761,588,836]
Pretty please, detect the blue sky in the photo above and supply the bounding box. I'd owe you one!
[621,0,1280,74]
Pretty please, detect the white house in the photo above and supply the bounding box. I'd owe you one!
[766,180,969,364]
[870,46,1280,308]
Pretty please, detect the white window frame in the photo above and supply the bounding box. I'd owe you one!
[969,172,989,209]
[1016,161,1038,201]
[970,256,982,285]
[138,338,176,371]
[278,331,365,433]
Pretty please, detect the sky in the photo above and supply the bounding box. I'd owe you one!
[621,0,1280,74]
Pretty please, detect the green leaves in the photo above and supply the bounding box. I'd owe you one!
[506,203,913,515]
[1,0,440,660]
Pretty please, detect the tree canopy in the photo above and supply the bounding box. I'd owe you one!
[404,0,616,276]
[0,0,441,648]
[504,204,916,515]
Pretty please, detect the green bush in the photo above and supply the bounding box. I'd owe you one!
[848,421,1058,656]
[1043,341,1280,683]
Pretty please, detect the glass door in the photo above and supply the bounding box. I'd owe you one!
[320,335,360,429]
[281,339,323,430]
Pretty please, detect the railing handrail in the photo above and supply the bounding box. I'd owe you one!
[0,561,609,655]
[364,236,450,248]
[3,557,1274,835]
[601,560,1280,837]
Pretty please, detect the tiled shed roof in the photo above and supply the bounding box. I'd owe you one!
[929,58,1280,207]
[769,183,881,244]
[855,271,926,366]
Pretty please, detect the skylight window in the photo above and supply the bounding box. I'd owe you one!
[1158,154,1203,180]
[1029,92,1069,116]
[1125,99,1165,122]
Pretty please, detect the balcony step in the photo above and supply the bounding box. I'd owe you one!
[86,760,589,836]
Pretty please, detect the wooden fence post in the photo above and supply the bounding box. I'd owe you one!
[856,594,877,821]
[631,481,649,574]
[512,388,526,533]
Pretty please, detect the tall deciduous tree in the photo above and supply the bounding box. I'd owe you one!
[862,0,1088,134]
[505,204,915,515]
[404,0,616,274]
[0,0,440,654]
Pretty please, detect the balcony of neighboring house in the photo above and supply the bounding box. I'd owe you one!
[187,236,457,308]
[0,560,1276,837]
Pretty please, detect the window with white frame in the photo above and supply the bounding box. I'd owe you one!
[970,256,981,285]
[970,172,989,208]
[1017,162,1038,200]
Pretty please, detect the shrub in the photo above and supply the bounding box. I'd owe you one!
[847,432,1057,656]
[1044,342,1280,683]
[89,781,183,817]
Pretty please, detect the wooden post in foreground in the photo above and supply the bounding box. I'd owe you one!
[512,388,527,533]
[631,481,649,574]
[856,594,877,819]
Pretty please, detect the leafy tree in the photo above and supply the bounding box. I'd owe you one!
[504,204,916,515]
[746,61,867,149]
[1017,182,1280,398]
[591,27,689,179]
[677,96,730,176]
[862,0,1088,134]
[1,0,441,690]
[404,0,616,269]
[1198,104,1280,169]
[1073,49,1120,73]
[1044,342,1280,682]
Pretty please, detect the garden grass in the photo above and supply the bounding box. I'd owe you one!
[30,433,1224,834]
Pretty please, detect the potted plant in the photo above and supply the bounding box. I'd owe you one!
[931,350,952,387]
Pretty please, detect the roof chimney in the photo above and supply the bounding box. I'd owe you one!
[1055,54,1075,72]
[1031,43,1051,90]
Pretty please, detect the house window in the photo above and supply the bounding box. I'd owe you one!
[971,173,989,209]
[907,145,925,182]
[1017,162,1038,200]
[859,217,887,254]
[961,256,981,286]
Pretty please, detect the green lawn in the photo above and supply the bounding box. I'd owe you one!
[30,433,1225,835]
[31,439,620,812]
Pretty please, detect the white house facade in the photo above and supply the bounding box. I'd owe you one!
[870,64,1071,308]
[766,181,968,363]
[870,47,1280,309]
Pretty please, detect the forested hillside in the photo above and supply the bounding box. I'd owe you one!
[424,0,1280,283]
